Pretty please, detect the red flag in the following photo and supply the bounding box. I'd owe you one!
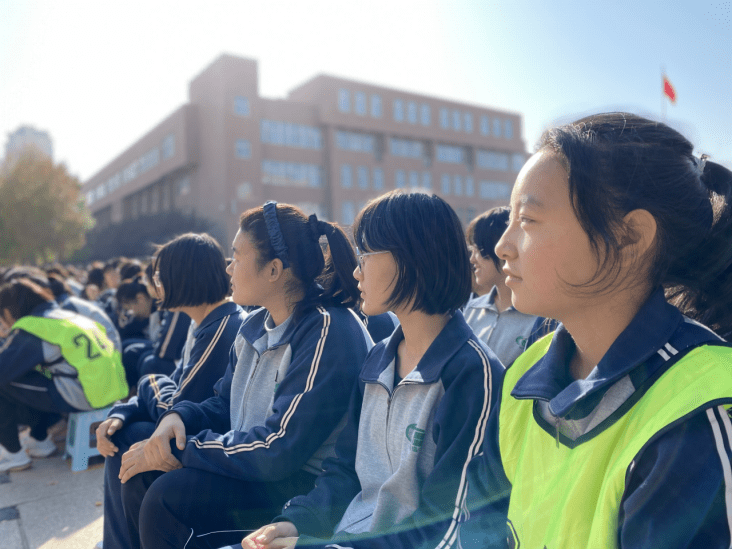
[663,75,676,103]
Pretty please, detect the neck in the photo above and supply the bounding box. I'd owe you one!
[562,285,651,380]
[394,308,451,377]
[178,299,227,326]
[493,282,512,313]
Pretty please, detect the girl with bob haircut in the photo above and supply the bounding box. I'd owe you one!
[117,202,372,549]
[244,190,505,549]
[0,277,127,473]
[450,113,731,549]
[95,232,246,549]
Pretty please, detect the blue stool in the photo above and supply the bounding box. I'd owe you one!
[63,406,112,472]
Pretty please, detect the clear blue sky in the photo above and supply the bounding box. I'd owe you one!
[1,0,730,181]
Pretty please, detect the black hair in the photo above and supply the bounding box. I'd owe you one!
[152,233,230,309]
[239,203,359,318]
[467,206,510,270]
[540,112,731,338]
[119,260,143,281]
[0,278,54,321]
[353,190,472,315]
[116,276,150,305]
[46,273,72,299]
[86,267,105,288]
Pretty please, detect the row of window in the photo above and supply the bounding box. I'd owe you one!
[340,164,385,191]
[335,130,375,153]
[337,89,515,139]
[260,120,323,150]
[86,134,176,206]
[261,160,323,188]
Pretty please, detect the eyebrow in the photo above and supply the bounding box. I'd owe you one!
[517,194,544,208]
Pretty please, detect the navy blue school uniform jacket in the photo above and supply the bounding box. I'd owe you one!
[451,287,732,549]
[276,311,505,549]
[161,305,372,482]
[107,302,245,425]
[135,309,191,376]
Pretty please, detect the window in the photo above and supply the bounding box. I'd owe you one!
[237,182,252,200]
[162,134,175,159]
[441,174,451,195]
[504,119,514,139]
[342,201,355,225]
[480,181,510,200]
[480,115,490,136]
[465,176,474,196]
[335,130,374,153]
[235,139,251,159]
[422,171,432,190]
[371,94,382,118]
[390,138,423,159]
[407,101,417,124]
[395,170,406,188]
[512,153,526,173]
[373,167,384,190]
[234,96,250,116]
[357,166,369,189]
[436,144,464,164]
[454,175,463,196]
[420,104,431,126]
[355,92,367,116]
[476,150,509,171]
[341,164,353,188]
[262,161,323,187]
[464,113,473,133]
[409,170,420,188]
[261,120,322,150]
[493,118,502,137]
[338,89,350,113]
[393,99,404,122]
[452,110,461,131]
[440,108,449,129]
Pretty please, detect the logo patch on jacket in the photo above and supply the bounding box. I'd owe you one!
[405,423,426,452]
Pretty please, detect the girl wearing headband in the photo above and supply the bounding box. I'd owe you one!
[116,202,373,548]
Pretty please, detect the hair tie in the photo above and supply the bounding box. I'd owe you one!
[262,201,290,269]
[307,214,322,242]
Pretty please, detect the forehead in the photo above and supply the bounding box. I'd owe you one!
[231,230,249,252]
[511,150,569,207]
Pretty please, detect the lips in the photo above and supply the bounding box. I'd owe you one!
[503,266,522,284]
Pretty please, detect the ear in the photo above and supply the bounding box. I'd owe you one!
[268,258,285,282]
[621,209,657,261]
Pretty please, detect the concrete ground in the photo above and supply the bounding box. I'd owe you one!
[0,421,105,550]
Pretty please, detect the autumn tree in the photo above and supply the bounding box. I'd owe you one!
[0,149,93,264]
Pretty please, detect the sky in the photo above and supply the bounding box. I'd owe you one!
[1,0,731,182]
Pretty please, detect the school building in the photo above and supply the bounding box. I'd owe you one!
[81,54,527,247]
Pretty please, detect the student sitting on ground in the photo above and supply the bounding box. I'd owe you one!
[95,232,246,549]
[117,202,373,548]
[243,191,505,549]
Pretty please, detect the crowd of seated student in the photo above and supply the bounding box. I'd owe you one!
[2,111,730,549]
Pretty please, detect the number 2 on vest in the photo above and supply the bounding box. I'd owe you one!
[73,333,102,360]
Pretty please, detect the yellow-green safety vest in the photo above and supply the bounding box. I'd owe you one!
[13,313,129,409]
[499,335,731,549]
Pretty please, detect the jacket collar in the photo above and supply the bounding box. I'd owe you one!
[238,306,297,349]
[194,301,242,337]
[465,286,516,313]
[361,310,474,384]
[511,287,684,417]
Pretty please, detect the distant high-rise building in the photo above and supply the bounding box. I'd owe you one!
[82,54,527,247]
[5,125,54,160]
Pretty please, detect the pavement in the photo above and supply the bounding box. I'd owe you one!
[1,420,105,549]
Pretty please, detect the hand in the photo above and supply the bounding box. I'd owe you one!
[96,417,123,457]
[243,522,299,549]
[119,439,182,483]
[142,413,187,472]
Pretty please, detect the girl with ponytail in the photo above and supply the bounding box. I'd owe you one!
[452,113,732,548]
[116,202,372,549]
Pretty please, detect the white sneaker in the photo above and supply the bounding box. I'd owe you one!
[0,445,32,472]
[21,433,57,458]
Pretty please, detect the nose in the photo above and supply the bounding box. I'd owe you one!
[495,224,516,261]
[353,264,362,281]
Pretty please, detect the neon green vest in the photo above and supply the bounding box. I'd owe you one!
[13,313,129,409]
[499,335,732,549]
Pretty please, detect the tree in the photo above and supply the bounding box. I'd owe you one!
[0,150,94,264]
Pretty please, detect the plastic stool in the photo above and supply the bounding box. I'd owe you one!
[63,406,112,472]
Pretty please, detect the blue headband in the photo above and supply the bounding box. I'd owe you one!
[262,201,290,269]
